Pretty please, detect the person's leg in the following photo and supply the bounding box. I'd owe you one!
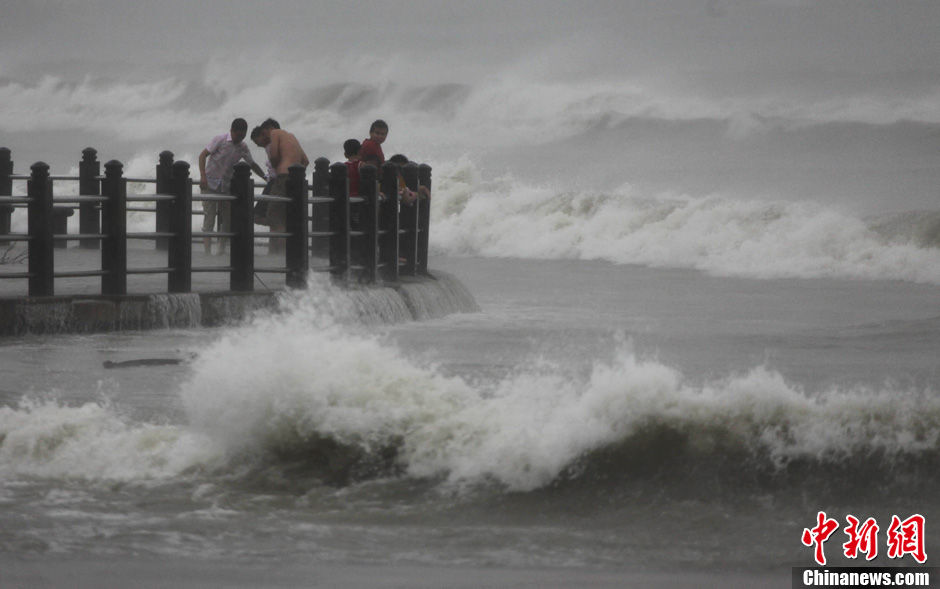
[268,202,285,255]
[267,175,289,255]
[201,188,218,255]
[217,201,231,255]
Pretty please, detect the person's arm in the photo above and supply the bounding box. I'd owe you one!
[238,145,267,179]
[250,162,267,179]
[198,148,210,190]
[266,133,282,169]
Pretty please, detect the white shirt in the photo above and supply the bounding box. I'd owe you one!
[204,132,256,192]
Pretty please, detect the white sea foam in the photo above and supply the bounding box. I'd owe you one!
[2,314,935,489]
[429,158,940,284]
[0,398,221,480]
[176,303,940,492]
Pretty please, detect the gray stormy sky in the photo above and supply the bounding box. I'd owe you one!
[2,0,939,212]
[3,0,940,99]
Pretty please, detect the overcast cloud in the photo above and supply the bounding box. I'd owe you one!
[3,0,939,96]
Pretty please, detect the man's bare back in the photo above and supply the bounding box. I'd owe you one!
[266,128,309,174]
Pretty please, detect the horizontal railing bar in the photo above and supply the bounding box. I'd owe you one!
[9,175,30,180]
[193,194,236,202]
[254,266,290,273]
[0,234,31,242]
[308,197,334,204]
[0,272,32,279]
[127,232,175,239]
[54,269,107,278]
[48,175,79,181]
[126,194,175,202]
[127,207,157,213]
[256,195,290,203]
[254,231,291,238]
[309,231,337,238]
[94,176,167,182]
[192,231,236,238]
[0,197,30,205]
[54,233,104,241]
[349,197,365,204]
[127,267,174,275]
[53,196,108,204]
[191,266,235,273]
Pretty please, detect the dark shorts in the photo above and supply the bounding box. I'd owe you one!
[266,174,289,229]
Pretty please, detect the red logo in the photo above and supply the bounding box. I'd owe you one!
[887,514,927,564]
[802,512,927,566]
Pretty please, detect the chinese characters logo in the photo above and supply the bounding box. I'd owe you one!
[801,511,926,565]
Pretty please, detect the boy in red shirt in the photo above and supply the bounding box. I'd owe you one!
[359,119,388,166]
[343,138,361,197]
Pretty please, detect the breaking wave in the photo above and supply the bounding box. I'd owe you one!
[429,158,940,284]
[4,305,936,494]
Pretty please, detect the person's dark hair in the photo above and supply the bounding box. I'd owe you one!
[344,139,361,158]
[231,118,248,133]
[250,126,264,141]
[261,118,280,129]
[369,119,388,133]
[388,154,409,165]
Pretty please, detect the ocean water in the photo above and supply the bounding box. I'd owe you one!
[0,256,938,587]
[2,15,940,585]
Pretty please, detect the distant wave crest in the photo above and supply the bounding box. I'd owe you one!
[430,158,940,284]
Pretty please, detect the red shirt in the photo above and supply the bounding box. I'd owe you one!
[359,138,385,165]
[345,160,361,196]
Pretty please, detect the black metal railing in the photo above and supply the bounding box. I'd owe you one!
[0,147,431,297]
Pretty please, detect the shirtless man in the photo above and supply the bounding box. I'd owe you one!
[251,126,309,254]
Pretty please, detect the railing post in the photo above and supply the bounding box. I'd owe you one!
[168,161,192,293]
[328,162,349,281]
[78,147,101,250]
[0,148,13,246]
[155,150,174,251]
[285,164,309,288]
[358,164,379,283]
[230,161,254,291]
[313,157,331,196]
[27,162,54,297]
[417,164,432,275]
[379,162,399,283]
[0,148,11,196]
[101,160,127,295]
[311,157,331,257]
[400,162,420,276]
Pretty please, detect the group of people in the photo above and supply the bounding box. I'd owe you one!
[198,117,425,256]
[342,120,429,205]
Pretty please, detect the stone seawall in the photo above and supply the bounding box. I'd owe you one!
[0,271,479,336]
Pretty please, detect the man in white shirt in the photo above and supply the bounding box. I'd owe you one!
[198,118,266,254]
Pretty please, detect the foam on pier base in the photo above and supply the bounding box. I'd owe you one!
[0,270,478,335]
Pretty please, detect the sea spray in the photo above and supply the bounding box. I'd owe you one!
[178,296,940,491]
[3,321,935,489]
[430,159,940,284]
[0,398,220,480]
